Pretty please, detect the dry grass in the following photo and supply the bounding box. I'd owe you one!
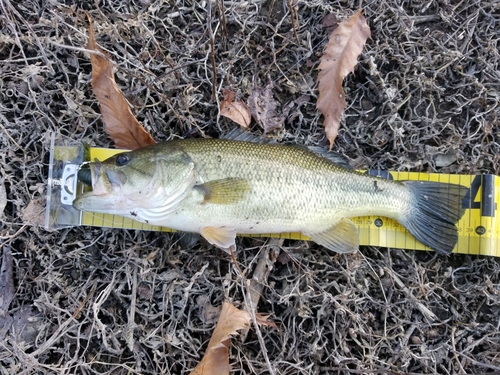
[1,0,500,374]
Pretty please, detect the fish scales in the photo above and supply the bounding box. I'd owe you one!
[73,139,467,254]
[175,139,409,229]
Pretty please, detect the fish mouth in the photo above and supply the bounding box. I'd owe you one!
[80,160,127,196]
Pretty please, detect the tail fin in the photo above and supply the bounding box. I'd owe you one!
[400,181,467,254]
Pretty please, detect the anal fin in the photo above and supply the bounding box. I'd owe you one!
[305,218,360,254]
[200,226,237,254]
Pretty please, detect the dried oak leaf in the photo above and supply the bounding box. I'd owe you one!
[316,9,371,149]
[189,303,250,375]
[248,82,283,133]
[256,313,280,332]
[87,16,156,150]
[220,89,251,128]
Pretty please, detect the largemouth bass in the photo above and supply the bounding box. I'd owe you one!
[73,139,467,254]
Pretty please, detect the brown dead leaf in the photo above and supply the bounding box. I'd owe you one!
[220,89,251,128]
[21,198,45,226]
[256,313,280,332]
[321,13,338,29]
[189,303,250,375]
[247,81,283,133]
[87,16,156,150]
[316,9,371,149]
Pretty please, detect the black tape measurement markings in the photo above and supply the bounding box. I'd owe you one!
[462,175,496,217]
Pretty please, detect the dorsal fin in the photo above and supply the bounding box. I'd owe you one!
[304,145,352,169]
[223,128,277,144]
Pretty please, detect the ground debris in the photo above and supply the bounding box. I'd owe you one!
[0,0,499,374]
[0,180,6,219]
[247,81,284,134]
[0,247,15,342]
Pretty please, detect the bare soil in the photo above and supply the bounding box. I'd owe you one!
[1,0,500,374]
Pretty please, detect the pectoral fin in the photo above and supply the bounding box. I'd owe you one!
[196,178,251,204]
[200,226,237,254]
[305,218,359,254]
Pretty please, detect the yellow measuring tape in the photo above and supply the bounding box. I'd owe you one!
[80,148,499,257]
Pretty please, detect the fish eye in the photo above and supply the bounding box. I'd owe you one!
[115,154,130,166]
